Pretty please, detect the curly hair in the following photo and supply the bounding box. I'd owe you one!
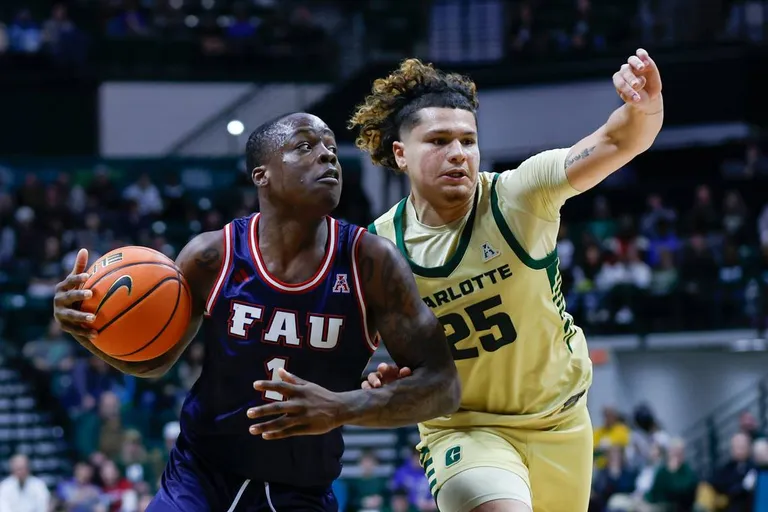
[348,59,479,171]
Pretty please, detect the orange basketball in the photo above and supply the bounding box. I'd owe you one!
[78,246,192,362]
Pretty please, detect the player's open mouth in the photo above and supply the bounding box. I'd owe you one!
[317,168,340,184]
[441,169,468,181]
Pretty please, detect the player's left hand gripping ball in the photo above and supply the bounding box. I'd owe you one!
[248,369,344,440]
[613,48,662,112]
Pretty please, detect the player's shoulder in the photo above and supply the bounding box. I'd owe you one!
[367,200,401,240]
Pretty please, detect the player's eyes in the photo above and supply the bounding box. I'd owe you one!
[297,142,312,151]
[431,139,447,146]
[462,139,476,146]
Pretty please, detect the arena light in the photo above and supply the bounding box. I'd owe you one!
[227,120,245,136]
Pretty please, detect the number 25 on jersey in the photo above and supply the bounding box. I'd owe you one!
[439,295,517,360]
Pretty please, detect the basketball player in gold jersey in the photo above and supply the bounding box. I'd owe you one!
[350,49,663,512]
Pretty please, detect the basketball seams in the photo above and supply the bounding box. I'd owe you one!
[111,274,184,358]
[85,261,180,290]
[96,276,180,334]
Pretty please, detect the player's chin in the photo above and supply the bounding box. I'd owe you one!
[310,186,341,213]
[435,180,474,201]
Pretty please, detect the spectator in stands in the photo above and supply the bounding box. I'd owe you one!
[594,406,631,469]
[717,240,747,326]
[0,453,50,512]
[87,166,120,212]
[739,410,765,441]
[226,2,260,41]
[630,404,671,469]
[22,318,75,376]
[7,9,42,54]
[643,438,698,511]
[122,173,163,218]
[27,235,65,298]
[176,341,204,391]
[591,445,637,511]
[721,191,749,245]
[390,449,435,511]
[722,141,768,179]
[596,245,651,326]
[569,0,607,51]
[386,488,416,512]
[73,357,131,415]
[106,0,149,38]
[633,442,664,505]
[709,432,755,512]
[55,460,102,511]
[586,195,617,242]
[641,193,677,239]
[647,217,682,269]
[685,185,720,237]
[680,233,719,327]
[98,459,136,512]
[42,3,86,67]
[346,450,389,512]
[75,390,130,461]
[119,429,155,492]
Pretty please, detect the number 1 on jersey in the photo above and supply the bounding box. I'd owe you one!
[264,357,288,401]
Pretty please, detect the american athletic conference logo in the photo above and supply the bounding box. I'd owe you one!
[332,274,350,293]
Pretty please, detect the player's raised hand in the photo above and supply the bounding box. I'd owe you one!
[361,362,412,390]
[53,248,97,340]
[248,368,346,440]
[613,48,662,111]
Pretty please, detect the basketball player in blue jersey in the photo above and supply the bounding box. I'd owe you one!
[52,112,461,511]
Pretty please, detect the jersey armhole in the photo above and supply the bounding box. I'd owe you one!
[204,223,234,317]
[367,223,377,235]
[490,174,558,270]
[351,227,380,352]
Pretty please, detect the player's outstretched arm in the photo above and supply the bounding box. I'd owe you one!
[53,231,223,378]
[343,232,461,427]
[562,48,664,193]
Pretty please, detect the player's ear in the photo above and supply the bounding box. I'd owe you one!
[252,166,268,188]
[392,141,408,172]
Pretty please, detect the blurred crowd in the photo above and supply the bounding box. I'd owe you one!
[546,141,768,335]
[0,3,87,67]
[3,0,766,78]
[589,405,768,512]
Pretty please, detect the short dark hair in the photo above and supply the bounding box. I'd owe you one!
[245,113,295,172]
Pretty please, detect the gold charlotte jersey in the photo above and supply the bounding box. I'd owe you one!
[369,148,593,432]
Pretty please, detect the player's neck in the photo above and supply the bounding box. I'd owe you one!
[409,193,473,227]
[257,210,327,260]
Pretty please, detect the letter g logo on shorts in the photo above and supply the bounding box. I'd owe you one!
[445,446,462,468]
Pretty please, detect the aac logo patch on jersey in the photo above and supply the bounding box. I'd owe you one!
[481,242,500,262]
[332,274,350,294]
[445,445,462,468]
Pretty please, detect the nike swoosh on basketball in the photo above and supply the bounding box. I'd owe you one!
[95,275,133,315]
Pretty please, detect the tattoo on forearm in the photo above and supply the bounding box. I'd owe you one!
[565,145,597,169]
[352,242,459,427]
[195,248,220,271]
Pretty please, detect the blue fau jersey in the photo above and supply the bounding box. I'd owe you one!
[179,214,378,487]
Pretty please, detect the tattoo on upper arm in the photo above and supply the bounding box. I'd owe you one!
[194,247,220,271]
[361,240,428,360]
[565,145,597,169]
